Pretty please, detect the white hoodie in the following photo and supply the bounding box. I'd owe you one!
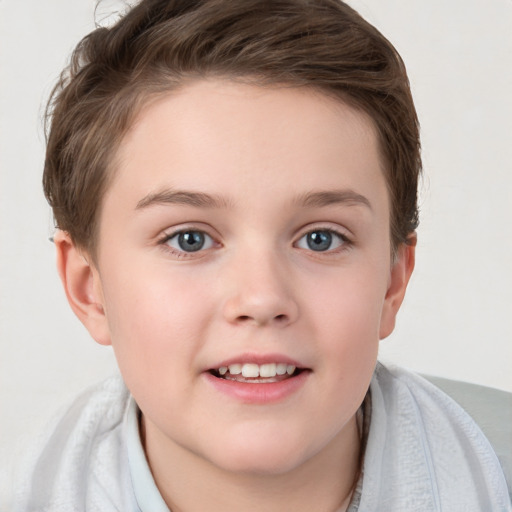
[14,363,512,512]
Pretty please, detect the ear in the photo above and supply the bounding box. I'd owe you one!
[54,230,111,346]
[379,235,416,339]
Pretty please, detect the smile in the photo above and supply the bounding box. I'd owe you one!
[206,359,310,403]
[211,362,297,383]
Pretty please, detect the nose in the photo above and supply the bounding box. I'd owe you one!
[221,249,299,327]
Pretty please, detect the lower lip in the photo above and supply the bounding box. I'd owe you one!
[204,371,309,404]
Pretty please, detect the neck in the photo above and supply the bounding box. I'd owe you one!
[142,415,361,512]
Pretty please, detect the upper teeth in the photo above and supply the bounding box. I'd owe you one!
[218,363,296,378]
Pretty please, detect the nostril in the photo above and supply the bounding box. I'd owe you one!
[234,313,288,324]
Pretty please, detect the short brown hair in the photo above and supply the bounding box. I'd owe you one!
[44,0,421,257]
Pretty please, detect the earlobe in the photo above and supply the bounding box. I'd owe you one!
[54,230,111,346]
[379,235,416,340]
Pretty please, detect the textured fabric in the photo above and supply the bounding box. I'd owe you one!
[349,364,512,511]
[424,373,512,492]
[14,364,512,511]
[14,377,139,512]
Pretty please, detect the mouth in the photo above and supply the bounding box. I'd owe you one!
[205,358,310,403]
[208,362,306,384]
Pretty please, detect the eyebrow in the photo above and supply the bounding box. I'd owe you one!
[135,188,371,211]
[294,190,372,210]
[136,189,231,210]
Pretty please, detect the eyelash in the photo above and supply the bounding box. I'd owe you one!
[294,227,352,254]
[158,228,217,258]
[157,225,353,258]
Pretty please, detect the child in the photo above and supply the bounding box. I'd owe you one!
[15,0,511,510]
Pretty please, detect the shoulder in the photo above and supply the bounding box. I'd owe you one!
[47,374,130,432]
[375,364,512,480]
[422,372,512,497]
[362,363,512,510]
[33,374,131,456]
[14,375,135,512]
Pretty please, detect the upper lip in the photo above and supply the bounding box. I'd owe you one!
[206,353,308,371]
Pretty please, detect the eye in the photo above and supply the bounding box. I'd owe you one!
[163,230,215,253]
[296,229,348,252]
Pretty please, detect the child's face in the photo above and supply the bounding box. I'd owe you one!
[64,79,413,476]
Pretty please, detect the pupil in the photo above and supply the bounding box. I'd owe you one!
[178,231,204,252]
[307,231,332,251]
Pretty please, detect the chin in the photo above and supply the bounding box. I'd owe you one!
[215,452,310,477]
[204,428,316,476]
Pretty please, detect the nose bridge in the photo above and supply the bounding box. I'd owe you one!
[221,239,298,326]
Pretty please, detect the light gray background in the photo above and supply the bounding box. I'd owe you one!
[1,0,511,507]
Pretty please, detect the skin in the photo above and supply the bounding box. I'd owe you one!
[55,79,415,511]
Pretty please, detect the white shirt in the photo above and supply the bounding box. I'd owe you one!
[14,363,512,511]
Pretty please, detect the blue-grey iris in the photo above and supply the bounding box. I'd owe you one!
[178,231,205,252]
[307,231,332,251]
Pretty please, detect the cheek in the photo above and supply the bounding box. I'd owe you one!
[310,265,387,334]
[99,265,214,383]
[103,263,207,330]
[307,266,387,373]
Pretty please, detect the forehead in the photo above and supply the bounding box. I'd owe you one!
[106,79,386,216]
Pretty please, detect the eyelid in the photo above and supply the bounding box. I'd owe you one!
[157,222,218,241]
[157,224,220,257]
[295,222,352,240]
[293,224,353,252]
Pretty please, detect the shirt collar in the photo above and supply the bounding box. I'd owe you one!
[125,396,171,512]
